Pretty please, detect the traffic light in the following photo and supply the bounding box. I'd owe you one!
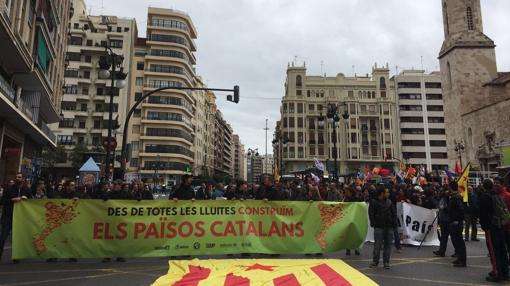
[227,85,240,104]
[233,85,239,103]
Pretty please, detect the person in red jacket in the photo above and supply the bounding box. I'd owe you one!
[494,177,510,263]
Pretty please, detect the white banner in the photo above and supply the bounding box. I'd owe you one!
[365,202,439,246]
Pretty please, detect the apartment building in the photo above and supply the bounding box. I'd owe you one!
[126,7,199,185]
[247,155,263,183]
[0,0,70,181]
[233,134,246,180]
[214,110,234,177]
[395,70,448,171]
[51,0,136,175]
[279,62,399,177]
[261,154,274,175]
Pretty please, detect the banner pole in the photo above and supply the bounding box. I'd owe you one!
[417,211,439,251]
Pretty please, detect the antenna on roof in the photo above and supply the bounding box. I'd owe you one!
[320,60,324,76]
[100,0,104,15]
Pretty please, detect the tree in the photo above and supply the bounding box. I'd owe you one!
[41,145,67,169]
[69,143,89,169]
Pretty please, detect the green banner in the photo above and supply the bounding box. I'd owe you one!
[13,200,367,259]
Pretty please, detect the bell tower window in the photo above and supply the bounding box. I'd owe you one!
[467,7,474,30]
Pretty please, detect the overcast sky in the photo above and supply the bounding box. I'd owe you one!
[85,0,510,154]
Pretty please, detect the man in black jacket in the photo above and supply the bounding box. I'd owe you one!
[434,188,451,257]
[480,179,509,282]
[171,175,194,200]
[0,173,31,261]
[448,182,467,267]
[369,187,396,269]
[256,175,280,201]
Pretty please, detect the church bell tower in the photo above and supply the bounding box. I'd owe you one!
[438,0,498,168]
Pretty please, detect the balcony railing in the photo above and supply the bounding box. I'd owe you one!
[0,73,15,101]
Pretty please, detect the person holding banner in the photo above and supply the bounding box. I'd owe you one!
[0,173,31,263]
[448,182,467,267]
[369,187,397,269]
[171,175,195,200]
[433,187,451,257]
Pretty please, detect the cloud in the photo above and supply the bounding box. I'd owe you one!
[85,0,510,153]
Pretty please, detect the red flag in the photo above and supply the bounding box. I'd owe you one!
[407,165,416,178]
[455,162,462,174]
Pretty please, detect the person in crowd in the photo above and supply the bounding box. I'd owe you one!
[480,179,509,282]
[224,184,237,200]
[108,180,132,200]
[59,180,79,200]
[235,181,252,200]
[195,183,210,200]
[369,187,396,269]
[464,186,480,242]
[448,182,467,267]
[256,175,280,201]
[326,183,340,201]
[171,175,194,200]
[434,187,451,257]
[131,182,154,200]
[211,183,225,199]
[0,173,31,263]
[34,182,47,199]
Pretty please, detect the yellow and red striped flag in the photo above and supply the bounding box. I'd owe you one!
[152,259,378,286]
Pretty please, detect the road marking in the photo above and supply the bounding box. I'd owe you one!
[2,273,120,286]
[367,273,492,286]
[0,265,167,275]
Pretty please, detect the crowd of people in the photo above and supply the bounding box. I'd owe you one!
[1,172,510,283]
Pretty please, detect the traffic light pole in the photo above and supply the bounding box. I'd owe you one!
[118,85,239,180]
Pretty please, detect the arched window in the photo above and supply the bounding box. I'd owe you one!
[380,77,386,89]
[467,7,474,30]
[296,75,302,87]
[467,128,473,147]
[447,62,453,89]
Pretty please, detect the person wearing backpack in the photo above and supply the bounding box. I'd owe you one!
[494,177,510,262]
[480,179,509,282]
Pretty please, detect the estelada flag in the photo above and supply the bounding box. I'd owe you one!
[457,163,471,203]
[151,259,378,286]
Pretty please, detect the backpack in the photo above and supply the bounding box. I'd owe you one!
[491,193,510,229]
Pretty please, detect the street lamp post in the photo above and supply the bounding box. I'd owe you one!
[454,140,465,168]
[272,133,289,177]
[318,103,349,181]
[98,47,128,181]
[247,148,259,183]
[119,86,239,180]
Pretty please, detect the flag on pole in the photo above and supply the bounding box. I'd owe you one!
[455,162,462,174]
[274,165,280,183]
[457,163,471,203]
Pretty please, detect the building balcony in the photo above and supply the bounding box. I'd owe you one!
[399,110,423,117]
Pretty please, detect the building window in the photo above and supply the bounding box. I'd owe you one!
[447,62,452,89]
[309,104,314,111]
[309,118,315,129]
[289,117,295,128]
[425,82,442,89]
[384,119,390,129]
[85,55,92,63]
[92,136,100,146]
[137,62,144,70]
[136,77,143,86]
[109,39,123,48]
[130,158,139,168]
[93,120,101,129]
[297,103,303,113]
[351,133,357,144]
[288,103,295,113]
[467,7,474,30]
[398,82,421,88]
[380,77,386,89]
[296,75,302,87]
[297,118,303,128]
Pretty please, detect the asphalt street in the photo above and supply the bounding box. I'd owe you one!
[0,233,506,286]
